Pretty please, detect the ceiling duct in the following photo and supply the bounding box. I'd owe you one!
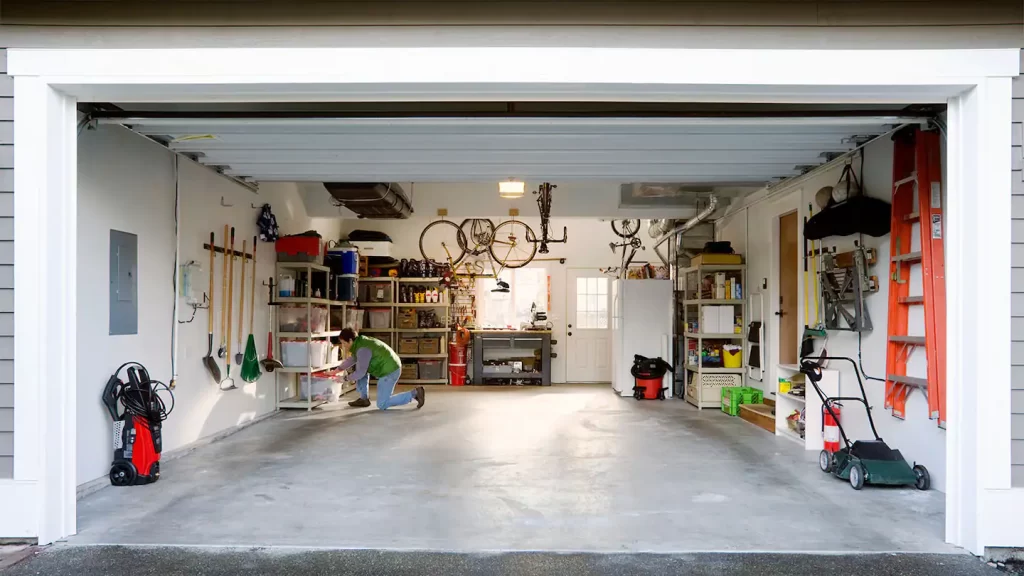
[323,182,414,219]
[619,183,712,208]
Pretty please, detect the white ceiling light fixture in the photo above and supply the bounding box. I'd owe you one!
[498,179,526,199]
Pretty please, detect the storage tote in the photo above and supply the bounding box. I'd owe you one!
[367,308,392,329]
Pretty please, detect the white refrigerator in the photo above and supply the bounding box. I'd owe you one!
[610,279,674,397]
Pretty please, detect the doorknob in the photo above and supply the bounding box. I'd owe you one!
[775,310,785,317]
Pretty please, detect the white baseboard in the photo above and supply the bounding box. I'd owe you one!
[76,410,278,500]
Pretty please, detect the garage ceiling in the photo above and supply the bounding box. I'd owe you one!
[102,116,903,186]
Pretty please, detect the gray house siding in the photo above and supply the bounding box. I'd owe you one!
[0,48,11,480]
[1013,52,1024,487]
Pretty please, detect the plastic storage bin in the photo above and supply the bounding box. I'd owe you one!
[299,373,340,401]
[278,305,328,333]
[280,340,330,368]
[418,360,444,380]
[721,386,764,416]
[367,308,392,329]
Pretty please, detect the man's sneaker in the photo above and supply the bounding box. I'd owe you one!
[348,397,371,408]
[415,387,426,409]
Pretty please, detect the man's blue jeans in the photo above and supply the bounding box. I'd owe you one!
[356,367,414,410]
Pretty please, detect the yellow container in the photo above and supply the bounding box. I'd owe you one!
[723,346,742,368]
[779,379,792,394]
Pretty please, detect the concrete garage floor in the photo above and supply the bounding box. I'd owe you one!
[73,385,952,553]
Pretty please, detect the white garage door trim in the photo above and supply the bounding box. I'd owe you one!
[4,46,1020,555]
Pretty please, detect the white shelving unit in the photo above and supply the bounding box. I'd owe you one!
[679,264,747,409]
[775,363,839,450]
[274,261,352,411]
[358,276,451,385]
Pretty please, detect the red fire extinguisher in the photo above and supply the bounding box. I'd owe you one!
[822,403,841,454]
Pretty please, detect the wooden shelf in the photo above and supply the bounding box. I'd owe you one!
[278,331,341,339]
[277,297,350,306]
[360,277,395,282]
[360,328,396,332]
[396,328,448,333]
[398,278,443,283]
[396,303,449,308]
[400,353,448,359]
[683,299,745,306]
[685,365,744,374]
[684,332,743,339]
[277,262,330,273]
[275,360,344,374]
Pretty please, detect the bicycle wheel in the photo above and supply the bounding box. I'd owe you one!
[459,218,495,256]
[489,220,538,269]
[611,219,641,238]
[419,220,467,266]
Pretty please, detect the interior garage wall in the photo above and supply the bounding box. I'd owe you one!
[76,123,341,487]
[0,49,11,480]
[1011,52,1024,487]
[336,216,646,384]
[716,134,948,492]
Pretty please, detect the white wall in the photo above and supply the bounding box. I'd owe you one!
[717,135,948,492]
[76,124,340,486]
[338,216,651,383]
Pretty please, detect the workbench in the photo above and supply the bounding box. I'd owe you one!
[471,330,552,386]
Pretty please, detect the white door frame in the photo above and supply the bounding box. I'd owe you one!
[3,46,1019,553]
[565,268,612,383]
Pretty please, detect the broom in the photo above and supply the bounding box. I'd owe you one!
[241,235,262,382]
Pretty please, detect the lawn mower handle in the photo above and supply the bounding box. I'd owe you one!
[800,355,882,445]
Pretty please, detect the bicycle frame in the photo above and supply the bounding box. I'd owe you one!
[532,182,567,254]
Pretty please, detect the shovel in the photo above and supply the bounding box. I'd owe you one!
[203,231,222,382]
[218,224,229,359]
[221,227,237,390]
[235,240,247,366]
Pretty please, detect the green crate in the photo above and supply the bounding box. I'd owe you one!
[721,386,764,416]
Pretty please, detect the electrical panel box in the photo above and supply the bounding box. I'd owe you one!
[109,229,138,335]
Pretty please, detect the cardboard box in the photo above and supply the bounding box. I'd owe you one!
[419,337,441,355]
[691,253,743,266]
[398,338,419,355]
[719,305,736,334]
[701,306,721,334]
[397,309,417,329]
[400,363,419,380]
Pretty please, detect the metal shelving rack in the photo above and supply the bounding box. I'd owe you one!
[359,277,451,385]
[680,264,747,409]
[274,262,352,411]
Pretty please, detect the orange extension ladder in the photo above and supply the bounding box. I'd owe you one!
[885,127,945,427]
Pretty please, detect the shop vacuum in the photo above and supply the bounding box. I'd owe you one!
[102,362,174,486]
[631,355,674,400]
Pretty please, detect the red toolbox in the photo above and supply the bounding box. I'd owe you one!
[276,233,322,262]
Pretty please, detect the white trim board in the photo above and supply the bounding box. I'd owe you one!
[1,45,1019,555]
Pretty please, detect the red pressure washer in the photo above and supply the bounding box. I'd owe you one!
[101,362,174,486]
[631,355,674,400]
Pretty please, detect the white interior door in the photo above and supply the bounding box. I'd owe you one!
[567,271,612,382]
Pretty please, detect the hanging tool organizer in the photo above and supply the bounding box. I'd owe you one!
[819,245,878,332]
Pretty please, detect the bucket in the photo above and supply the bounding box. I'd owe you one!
[723,345,743,368]
[337,274,358,302]
[449,363,467,386]
[449,343,467,365]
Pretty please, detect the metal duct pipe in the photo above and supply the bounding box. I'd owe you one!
[651,195,719,265]
[648,218,678,239]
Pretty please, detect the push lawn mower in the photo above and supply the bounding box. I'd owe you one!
[800,355,929,491]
